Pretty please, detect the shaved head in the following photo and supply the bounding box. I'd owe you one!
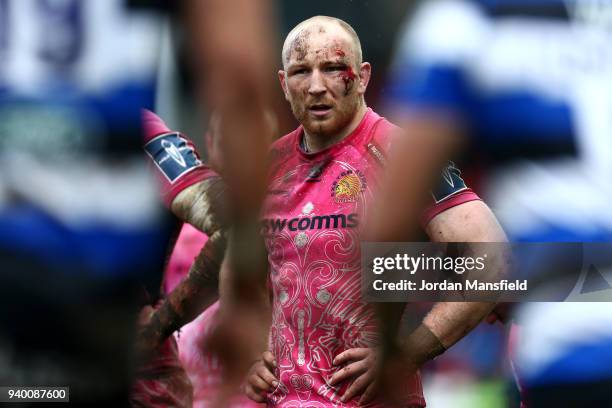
[282,16,362,69]
[278,15,371,145]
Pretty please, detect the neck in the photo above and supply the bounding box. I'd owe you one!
[304,103,367,153]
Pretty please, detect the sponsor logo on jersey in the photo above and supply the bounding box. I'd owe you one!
[261,213,359,234]
[331,170,366,203]
[367,142,386,166]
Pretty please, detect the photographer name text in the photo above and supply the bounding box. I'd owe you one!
[372,279,528,291]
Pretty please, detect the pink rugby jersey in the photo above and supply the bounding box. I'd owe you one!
[262,108,479,407]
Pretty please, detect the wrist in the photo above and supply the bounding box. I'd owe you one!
[399,323,446,368]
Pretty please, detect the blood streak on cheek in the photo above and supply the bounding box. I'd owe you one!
[335,48,346,57]
[340,66,357,96]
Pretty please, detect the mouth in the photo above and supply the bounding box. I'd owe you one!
[308,103,332,117]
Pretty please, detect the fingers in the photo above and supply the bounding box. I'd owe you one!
[249,363,278,391]
[358,381,378,405]
[333,347,369,365]
[255,361,279,388]
[329,348,380,403]
[244,378,270,403]
[244,358,278,403]
[262,350,277,369]
[329,359,368,385]
[250,371,273,391]
[244,377,269,403]
[244,384,266,403]
[341,371,375,403]
[330,348,376,386]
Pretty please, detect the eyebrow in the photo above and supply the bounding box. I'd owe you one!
[321,60,349,66]
[286,63,309,70]
[285,54,352,72]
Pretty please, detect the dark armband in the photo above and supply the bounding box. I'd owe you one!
[142,109,228,235]
[431,161,468,203]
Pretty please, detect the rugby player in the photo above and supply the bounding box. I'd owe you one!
[137,111,263,407]
[243,16,506,407]
[140,15,506,406]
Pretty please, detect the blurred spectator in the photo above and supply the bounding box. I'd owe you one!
[0,0,172,404]
[385,0,612,406]
[0,0,278,404]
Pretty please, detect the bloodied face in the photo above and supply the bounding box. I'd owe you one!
[279,22,370,139]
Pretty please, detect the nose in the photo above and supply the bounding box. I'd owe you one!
[308,69,326,96]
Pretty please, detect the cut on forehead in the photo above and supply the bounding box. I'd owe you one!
[282,16,362,68]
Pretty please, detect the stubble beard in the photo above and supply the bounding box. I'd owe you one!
[294,97,361,140]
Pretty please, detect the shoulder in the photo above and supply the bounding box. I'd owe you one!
[267,127,302,180]
[270,128,299,151]
[361,114,402,165]
[373,116,401,141]
[362,110,399,143]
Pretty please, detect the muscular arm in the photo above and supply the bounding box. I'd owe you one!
[374,200,509,408]
[136,230,226,360]
[170,178,227,236]
[404,200,508,360]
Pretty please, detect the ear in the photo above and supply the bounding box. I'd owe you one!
[357,62,371,95]
[278,70,290,101]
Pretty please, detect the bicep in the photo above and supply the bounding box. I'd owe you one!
[425,200,507,243]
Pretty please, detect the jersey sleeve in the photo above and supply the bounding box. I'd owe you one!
[142,109,219,207]
[421,161,481,226]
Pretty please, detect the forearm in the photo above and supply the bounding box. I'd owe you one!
[221,223,270,306]
[413,200,508,352]
[397,301,493,370]
[423,301,495,348]
[146,230,227,342]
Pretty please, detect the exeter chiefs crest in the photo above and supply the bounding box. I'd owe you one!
[331,169,366,203]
